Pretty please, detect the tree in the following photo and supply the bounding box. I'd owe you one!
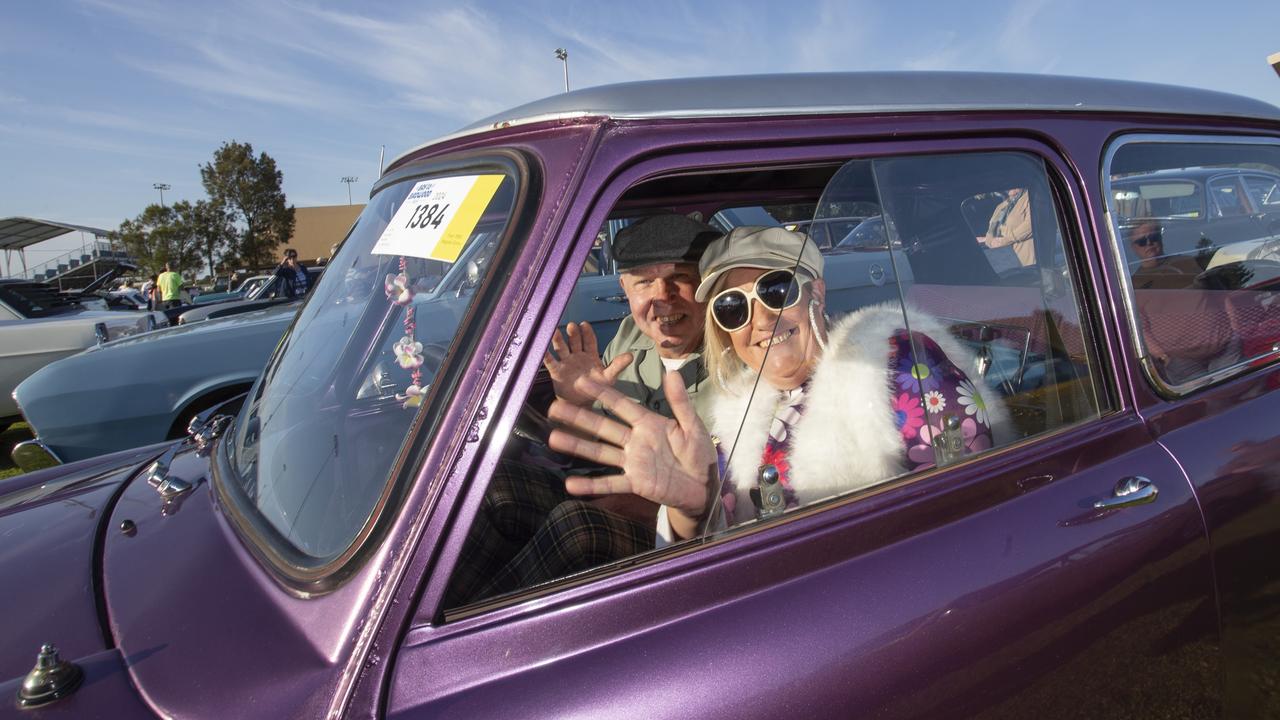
[200,141,295,268]
[182,199,236,279]
[113,203,203,277]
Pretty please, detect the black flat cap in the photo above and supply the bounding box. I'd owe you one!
[612,214,722,271]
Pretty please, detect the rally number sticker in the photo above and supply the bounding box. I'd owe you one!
[372,174,504,262]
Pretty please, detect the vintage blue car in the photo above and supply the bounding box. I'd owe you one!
[11,303,298,468]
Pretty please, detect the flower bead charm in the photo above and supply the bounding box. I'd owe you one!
[393,336,424,369]
[384,273,412,306]
[396,383,426,409]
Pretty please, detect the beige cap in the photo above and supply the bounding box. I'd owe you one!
[695,226,824,302]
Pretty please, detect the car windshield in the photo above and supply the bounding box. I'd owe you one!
[224,165,520,561]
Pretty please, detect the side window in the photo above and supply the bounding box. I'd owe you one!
[1244,174,1280,209]
[814,152,1105,451]
[1105,140,1280,390]
[441,150,1109,614]
[1209,176,1249,217]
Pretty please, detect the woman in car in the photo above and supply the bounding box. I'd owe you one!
[549,226,1009,542]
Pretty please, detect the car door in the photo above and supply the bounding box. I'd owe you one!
[1104,135,1280,720]
[386,130,1220,719]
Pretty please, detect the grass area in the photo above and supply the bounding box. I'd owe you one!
[0,422,34,480]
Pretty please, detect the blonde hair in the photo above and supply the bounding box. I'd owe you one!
[701,268,819,390]
[703,306,745,389]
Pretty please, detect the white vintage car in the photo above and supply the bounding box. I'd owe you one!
[0,278,167,429]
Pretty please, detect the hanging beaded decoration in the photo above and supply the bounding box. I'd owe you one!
[385,256,425,409]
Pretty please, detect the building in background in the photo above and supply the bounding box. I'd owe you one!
[287,204,364,266]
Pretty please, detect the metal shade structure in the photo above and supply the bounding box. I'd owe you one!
[0,216,111,278]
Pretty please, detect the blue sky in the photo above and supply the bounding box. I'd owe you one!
[4,0,1280,271]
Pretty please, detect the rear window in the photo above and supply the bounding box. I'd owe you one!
[1105,138,1280,391]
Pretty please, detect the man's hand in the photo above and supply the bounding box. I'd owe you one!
[543,321,633,407]
[548,371,716,521]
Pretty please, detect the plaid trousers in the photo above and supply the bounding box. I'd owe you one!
[444,459,656,608]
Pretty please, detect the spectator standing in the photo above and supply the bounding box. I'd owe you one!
[273,249,309,299]
[977,187,1035,267]
[156,263,184,310]
[141,274,158,312]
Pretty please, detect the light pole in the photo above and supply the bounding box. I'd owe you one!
[341,176,358,205]
[554,47,569,93]
[1271,51,1280,78]
[153,183,171,207]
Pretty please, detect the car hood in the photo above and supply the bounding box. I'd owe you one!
[179,297,290,324]
[191,290,243,305]
[0,444,167,683]
[86,302,297,351]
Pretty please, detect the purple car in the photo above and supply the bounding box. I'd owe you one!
[3,73,1279,719]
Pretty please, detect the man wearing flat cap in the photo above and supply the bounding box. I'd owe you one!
[545,213,719,417]
[444,213,720,608]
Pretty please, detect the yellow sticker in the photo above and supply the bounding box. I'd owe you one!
[371,174,505,262]
[428,175,504,263]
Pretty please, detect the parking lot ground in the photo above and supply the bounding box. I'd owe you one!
[1,422,33,480]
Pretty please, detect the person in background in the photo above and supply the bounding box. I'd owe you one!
[158,263,188,308]
[274,248,308,299]
[156,263,183,310]
[1126,221,1203,289]
[977,187,1035,266]
[141,274,157,312]
[1125,221,1239,383]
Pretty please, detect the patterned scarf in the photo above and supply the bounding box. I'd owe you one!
[760,384,806,509]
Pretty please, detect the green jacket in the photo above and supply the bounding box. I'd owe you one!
[601,317,709,419]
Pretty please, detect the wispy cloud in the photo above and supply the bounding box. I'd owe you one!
[0,121,192,162]
[995,0,1052,65]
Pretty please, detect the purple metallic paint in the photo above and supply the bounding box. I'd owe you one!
[384,112,1233,712]
[0,482,116,682]
[1141,369,1280,717]
[0,104,1274,718]
[0,649,156,719]
[95,126,603,720]
[0,444,167,683]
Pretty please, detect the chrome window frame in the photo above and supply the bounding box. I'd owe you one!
[1101,132,1280,399]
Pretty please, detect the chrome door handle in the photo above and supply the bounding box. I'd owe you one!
[593,293,628,304]
[1094,476,1158,510]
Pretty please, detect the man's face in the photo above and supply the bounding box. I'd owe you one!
[618,262,704,358]
[1129,223,1163,262]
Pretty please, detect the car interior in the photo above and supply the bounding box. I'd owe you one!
[443,149,1111,611]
